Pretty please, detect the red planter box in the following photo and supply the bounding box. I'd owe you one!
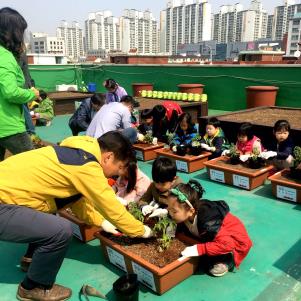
[155,148,211,173]
[204,156,274,190]
[269,169,301,203]
[58,209,100,242]
[133,142,164,161]
[95,232,199,295]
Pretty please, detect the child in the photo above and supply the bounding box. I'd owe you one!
[137,157,181,216]
[112,159,151,204]
[236,122,263,155]
[69,93,105,136]
[137,109,153,135]
[172,113,198,146]
[200,117,228,158]
[262,120,294,170]
[103,78,127,103]
[168,179,252,277]
[32,90,54,126]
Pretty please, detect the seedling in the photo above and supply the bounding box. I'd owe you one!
[128,202,144,223]
[293,146,301,168]
[191,134,202,147]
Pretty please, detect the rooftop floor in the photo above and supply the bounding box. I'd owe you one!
[1,112,301,301]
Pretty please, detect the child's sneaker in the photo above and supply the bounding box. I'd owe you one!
[209,262,229,277]
[46,121,52,126]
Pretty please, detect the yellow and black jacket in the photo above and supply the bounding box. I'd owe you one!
[0,136,144,237]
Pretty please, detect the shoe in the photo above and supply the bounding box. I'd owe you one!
[20,257,32,272]
[209,262,229,277]
[17,283,72,301]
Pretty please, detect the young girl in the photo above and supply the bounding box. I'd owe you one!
[168,180,252,277]
[172,113,198,146]
[236,122,263,155]
[200,117,228,158]
[112,159,151,204]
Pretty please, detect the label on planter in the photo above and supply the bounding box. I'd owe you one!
[132,262,156,292]
[209,169,225,183]
[233,174,250,190]
[106,246,127,272]
[71,222,83,241]
[176,160,188,172]
[135,150,144,161]
[276,185,297,202]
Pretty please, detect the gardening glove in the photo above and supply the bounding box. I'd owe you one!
[137,133,145,142]
[207,146,216,152]
[152,137,158,145]
[172,145,177,152]
[181,245,199,257]
[101,220,119,235]
[200,143,209,150]
[141,201,159,216]
[149,208,168,218]
[30,110,35,116]
[142,225,153,238]
[240,154,250,162]
[116,196,128,206]
[166,224,176,238]
[260,151,277,160]
[222,150,230,156]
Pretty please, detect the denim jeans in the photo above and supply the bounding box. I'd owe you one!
[0,132,33,161]
[121,127,137,144]
[23,104,36,135]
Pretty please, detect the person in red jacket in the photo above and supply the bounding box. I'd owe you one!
[168,179,252,277]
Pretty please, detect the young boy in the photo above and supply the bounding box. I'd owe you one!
[33,90,54,126]
[137,157,181,217]
[137,109,153,135]
[200,117,229,158]
[69,93,105,136]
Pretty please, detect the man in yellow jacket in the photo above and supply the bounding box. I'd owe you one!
[0,131,152,301]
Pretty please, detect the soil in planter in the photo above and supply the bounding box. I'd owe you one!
[217,158,266,171]
[218,108,301,130]
[102,233,189,268]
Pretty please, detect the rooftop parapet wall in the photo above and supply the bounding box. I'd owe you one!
[29,64,301,111]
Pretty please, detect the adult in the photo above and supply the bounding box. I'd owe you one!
[69,93,105,136]
[0,7,39,161]
[103,78,127,103]
[0,131,152,301]
[87,95,137,144]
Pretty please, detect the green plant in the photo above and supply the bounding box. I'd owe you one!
[143,132,154,144]
[191,134,202,147]
[153,216,177,252]
[293,146,301,168]
[166,130,175,146]
[228,143,239,158]
[249,148,260,161]
[128,202,144,223]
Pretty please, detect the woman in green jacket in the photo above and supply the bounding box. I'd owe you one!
[0,7,39,161]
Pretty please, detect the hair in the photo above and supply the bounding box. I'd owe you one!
[237,122,254,141]
[91,93,106,106]
[152,105,166,120]
[169,179,205,210]
[141,109,153,120]
[104,78,117,90]
[125,157,137,193]
[206,117,220,128]
[0,7,27,58]
[152,157,177,183]
[273,119,290,132]
[120,95,136,106]
[177,112,195,133]
[98,131,135,164]
[39,90,47,100]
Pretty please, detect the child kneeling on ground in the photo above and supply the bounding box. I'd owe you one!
[32,90,54,126]
[168,180,253,277]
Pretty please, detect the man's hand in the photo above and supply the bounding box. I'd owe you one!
[181,245,199,257]
[149,208,168,218]
[101,220,119,235]
[141,225,153,238]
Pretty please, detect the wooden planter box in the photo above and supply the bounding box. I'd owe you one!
[204,156,274,190]
[133,142,164,161]
[155,148,211,173]
[58,209,100,242]
[269,169,301,203]
[95,232,199,295]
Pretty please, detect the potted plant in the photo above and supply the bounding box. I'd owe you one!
[165,130,175,149]
[290,146,301,179]
[247,149,265,169]
[190,134,202,156]
[227,143,240,165]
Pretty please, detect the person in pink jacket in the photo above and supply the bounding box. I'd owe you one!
[113,159,151,204]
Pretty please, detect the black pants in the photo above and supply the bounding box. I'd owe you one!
[0,204,73,286]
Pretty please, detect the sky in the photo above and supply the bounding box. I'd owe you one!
[0,0,289,35]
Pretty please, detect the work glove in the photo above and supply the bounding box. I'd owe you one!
[222,150,230,156]
[207,146,216,152]
[172,145,177,152]
[142,225,153,238]
[149,208,168,218]
[181,245,199,257]
[116,196,128,206]
[101,220,119,235]
[200,143,209,150]
[141,201,159,216]
[259,151,277,160]
[137,133,145,142]
[240,154,250,162]
[30,110,35,116]
[152,137,158,145]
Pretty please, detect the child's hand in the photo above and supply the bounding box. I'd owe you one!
[149,208,168,218]
[181,245,199,257]
[141,201,159,216]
